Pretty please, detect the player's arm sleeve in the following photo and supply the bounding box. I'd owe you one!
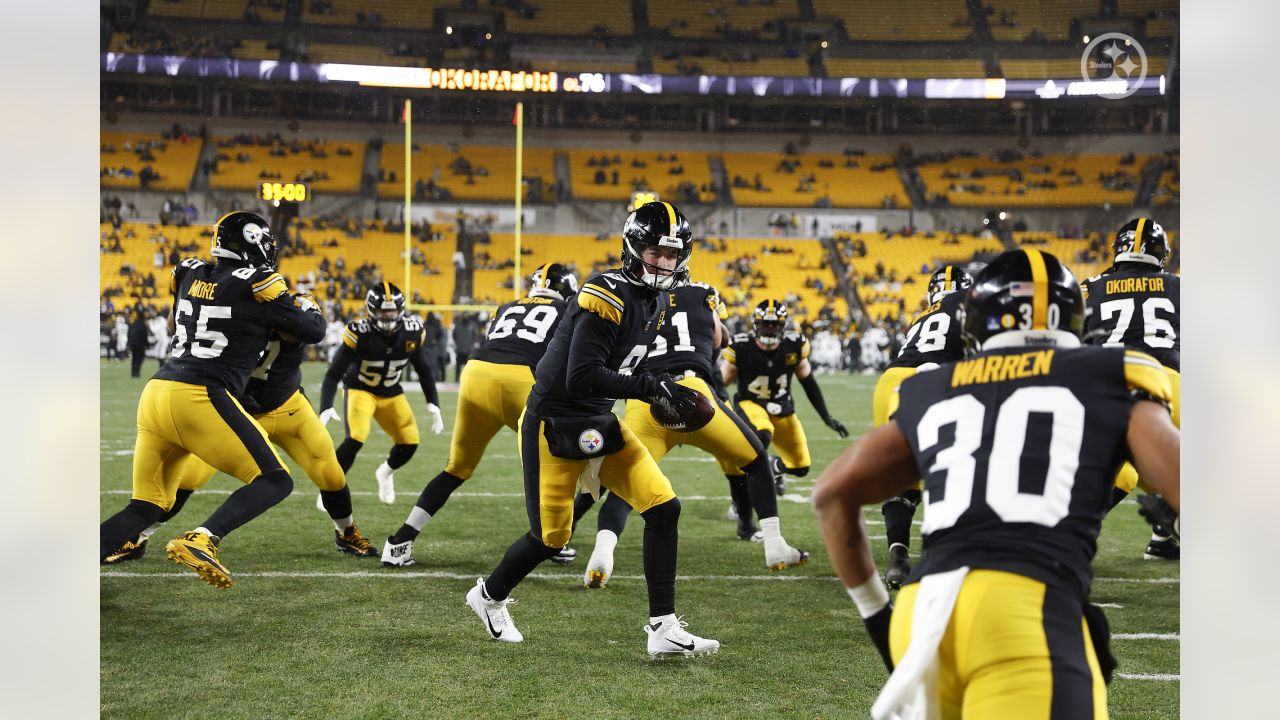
[261,295,326,344]
[566,309,653,400]
[410,331,440,405]
[319,343,357,411]
[799,372,834,422]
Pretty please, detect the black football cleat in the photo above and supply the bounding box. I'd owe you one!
[884,544,912,589]
[1143,537,1180,561]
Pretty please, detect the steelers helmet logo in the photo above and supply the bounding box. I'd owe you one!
[242,223,265,244]
[578,429,604,455]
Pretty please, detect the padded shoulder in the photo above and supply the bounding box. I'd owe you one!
[250,271,289,303]
[1123,350,1173,407]
[342,320,368,349]
[579,276,626,325]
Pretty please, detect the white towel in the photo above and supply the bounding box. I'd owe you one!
[871,566,971,720]
[578,456,606,500]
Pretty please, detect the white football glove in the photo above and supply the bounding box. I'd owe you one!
[319,407,340,425]
[427,403,444,434]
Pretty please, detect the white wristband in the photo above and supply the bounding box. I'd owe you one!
[847,575,891,619]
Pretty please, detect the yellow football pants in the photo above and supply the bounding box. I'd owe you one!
[891,569,1108,720]
[344,387,419,445]
[444,359,536,480]
[1114,366,1180,493]
[874,366,923,491]
[717,398,810,474]
[130,379,285,511]
[624,376,759,474]
[174,389,346,492]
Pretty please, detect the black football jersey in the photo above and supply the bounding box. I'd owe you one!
[241,334,308,416]
[472,296,568,368]
[528,270,667,417]
[155,258,323,393]
[724,331,811,416]
[1083,264,1180,371]
[340,316,427,397]
[890,292,966,369]
[892,343,1173,597]
[638,282,725,382]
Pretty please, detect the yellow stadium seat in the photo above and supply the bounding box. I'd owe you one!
[207,137,365,194]
[814,0,973,41]
[377,144,557,203]
[723,152,909,209]
[101,132,202,192]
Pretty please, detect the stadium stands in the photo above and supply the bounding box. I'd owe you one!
[651,56,811,78]
[824,58,986,79]
[208,137,366,194]
[1153,156,1179,206]
[301,0,448,30]
[724,152,909,209]
[101,132,203,192]
[649,1,798,40]
[1001,56,1168,79]
[815,0,973,41]
[914,153,1149,207]
[377,144,557,203]
[504,0,634,37]
[567,149,716,204]
[986,0,1097,42]
[148,0,279,21]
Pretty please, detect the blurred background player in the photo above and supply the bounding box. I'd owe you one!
[464,201,719,658]
[814,248,1179,718]
[318,282,444,505]
[99,211,326,588]
[872,266,972,588]
[572,280,809,587]
[104,302,378,564]
[381,263,578,567]
[1084,217,1181,560]
[720,299,848,530]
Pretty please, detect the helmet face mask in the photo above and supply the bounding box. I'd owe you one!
[927,265,973,305]
[753,300,788,350]
[211,211,278,271]
[366,282,406,335]
[528,262,579,301]
[621,201,692,290]
[1113,217,1170,268]
[961,249,1084,352]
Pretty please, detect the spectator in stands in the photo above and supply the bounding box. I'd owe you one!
[452,314,481,382]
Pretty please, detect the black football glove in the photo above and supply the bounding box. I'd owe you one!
[825,416,849,438]
[862,603,895,673]
[644,373,701,408]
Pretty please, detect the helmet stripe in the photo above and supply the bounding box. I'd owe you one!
[660,202,677,232]
[1134,218,1147,256]
[539,263,550,288]
[944,266,952,288]
[383,280,391,302]
[1024,248,1049,329]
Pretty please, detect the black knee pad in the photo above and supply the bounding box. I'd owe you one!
[255,469,295,503]
[388,443,417,469]
[641,497,682,528]
[755,429,773,449]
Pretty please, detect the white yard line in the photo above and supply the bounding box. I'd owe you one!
[1116,673,1180,682]
[1113,633,1179,640]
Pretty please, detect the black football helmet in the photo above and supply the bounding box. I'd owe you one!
[1113,217,1170,268]
[528,262,579,301]
[961,248,1084,350]
[621,201,692,291]
[927,265,974,305]
[211,211,278,270]
[366,281,406,334]
[753,299,789,350]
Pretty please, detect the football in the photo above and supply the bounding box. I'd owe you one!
[650,391,716,432]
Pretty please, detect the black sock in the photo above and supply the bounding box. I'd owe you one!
[100,499,164,561]
[320,485,353,521]
[484,531,557,601]
[571,490,599,535]
[389,471,466,543]
[882,489,921,550]
[740,455,778,519]
[158,488,194,523]
[727,474,754,521]
[641,498,681,618]
[200,470,294,538]
[598,492,634,537]
[335,438,363,473]
[387,443,417,470]
[1108,486,1129,511]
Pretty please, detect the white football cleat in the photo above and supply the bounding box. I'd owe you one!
[550,546,577,564]
[381,537,415,567]
[375,462,396,504]
[315,492,325,512]
[645,616,719,659]
[466,578,523,643]
[764,537,810,571]
[583,542,615,589]
[724,503,739,521]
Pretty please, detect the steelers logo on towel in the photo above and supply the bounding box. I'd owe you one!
[578,429,604,455]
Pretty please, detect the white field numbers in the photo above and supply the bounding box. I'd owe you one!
[1100,297,1176,349]
[900,313,950,356]
[916,386,1085,534]
[649,311,695,357]
[746,373,788,399]
[358,359,408,387]
[488,305,559,344]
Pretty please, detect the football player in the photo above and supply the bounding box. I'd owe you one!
[1084,217,1181,560]
[99,211,326,588]
[719,299,848,501]
[103,313,378,564]
[381,263,577,567]
[872,266,971,588]
[572,280,809,587]
[464,201,719,658]
[813,248,1179,718]
[318,282,443,505]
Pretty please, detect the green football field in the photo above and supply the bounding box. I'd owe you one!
[99,362,1179,719]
